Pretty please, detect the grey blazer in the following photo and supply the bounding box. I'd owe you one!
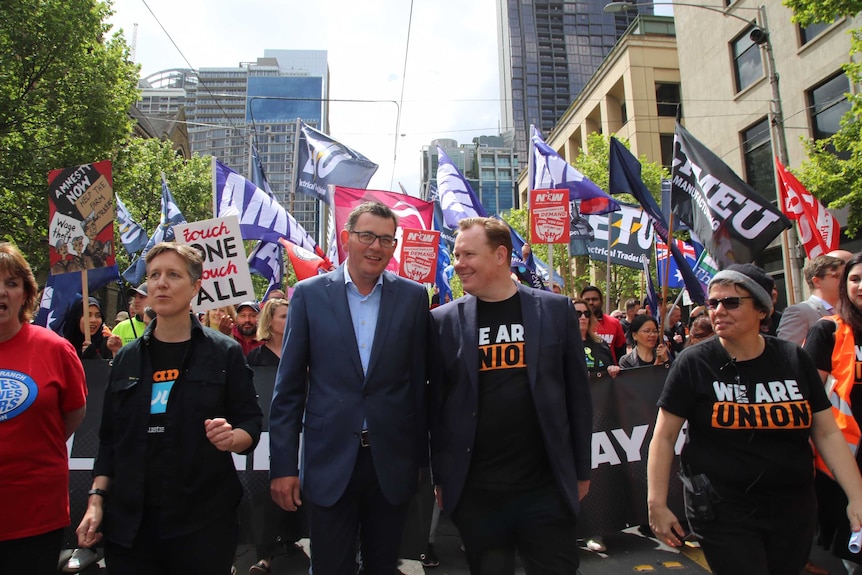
[776,295,831,346]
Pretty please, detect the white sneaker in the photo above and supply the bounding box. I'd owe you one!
[63,548,98,573]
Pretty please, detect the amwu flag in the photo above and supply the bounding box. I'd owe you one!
[295,122,379,203]
[775,157,839,259]
[530,126,620,215]
[436,146,487,228]
[608,137,705,304]
[214,159,323,256]
[671,122,790,269]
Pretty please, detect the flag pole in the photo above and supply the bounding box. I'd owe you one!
[659,213,674,336]
[290,118,302,215]
[81,268,90,349]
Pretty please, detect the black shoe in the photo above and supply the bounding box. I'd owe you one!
[420,543,440,568]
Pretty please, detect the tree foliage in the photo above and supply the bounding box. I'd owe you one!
[112,138,214,275]
[0,0,140,276]
[782,0,862,27]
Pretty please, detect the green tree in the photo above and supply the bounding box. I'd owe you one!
[0,0,140,276]
[112,138,213,275]
[782,0,862,236]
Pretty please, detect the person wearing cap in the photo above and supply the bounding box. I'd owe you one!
[647,263,862,575]
[232,301,263,356]
[108,283,149,352]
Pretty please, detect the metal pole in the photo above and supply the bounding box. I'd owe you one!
[759,5,801,304]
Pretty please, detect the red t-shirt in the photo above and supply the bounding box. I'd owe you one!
[593,313,626,363]
[0,322,87,541]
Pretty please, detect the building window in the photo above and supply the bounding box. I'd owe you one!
[809,72,851,141]
[656,83,681,117]
[660,134,674,170]
[732,29,763,93]
[741,118,775,202]
[800,19,834,45]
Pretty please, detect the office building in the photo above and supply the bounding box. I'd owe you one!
[497,0,652,160]
[421,136,519,216]
[181,50,329,238]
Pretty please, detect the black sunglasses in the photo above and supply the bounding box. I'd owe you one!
[574,309,592,319]
[706,296,753,310]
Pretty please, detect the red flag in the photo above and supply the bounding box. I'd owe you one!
[775,158,839,259]
[332,186,434,272]
[279,238,329,281]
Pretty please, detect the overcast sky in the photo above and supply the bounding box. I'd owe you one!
[107,0,505,195]
[107,0,675,195]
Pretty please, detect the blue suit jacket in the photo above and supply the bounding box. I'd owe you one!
[428,284,592,515]
[269,265,429,507]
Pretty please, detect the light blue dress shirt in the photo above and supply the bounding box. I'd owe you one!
[343,263,384,376]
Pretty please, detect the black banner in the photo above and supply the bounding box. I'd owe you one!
[66,362,684,548]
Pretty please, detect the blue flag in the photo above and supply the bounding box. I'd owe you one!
[502,219,547,290]
[115,193,148,255]
[35,265,121,332]
[123,175,187,285]
[248,146,283,299]
[436,146,488,228]
[642,259,659,319]
[530,126,619,215]
[608,137,705,304]
[214,159,322,256]
[431,197,454,304]
[295,122,378,204]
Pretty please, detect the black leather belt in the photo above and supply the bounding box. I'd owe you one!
[360,429,370,448]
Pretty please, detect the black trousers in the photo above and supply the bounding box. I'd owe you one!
[688,485,816,575]
[307,446,408,575]
[0,527,63,575]
[104,507,238,575]
[451,482,580,575]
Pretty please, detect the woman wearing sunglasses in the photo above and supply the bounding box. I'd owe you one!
[648,263,862,575]
[618,314,670,368]
[572,298,619,379]
[804,251,862,573]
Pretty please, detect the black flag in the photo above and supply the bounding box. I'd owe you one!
[671,122,790,270]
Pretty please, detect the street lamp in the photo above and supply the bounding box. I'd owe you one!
[603,1,802,302]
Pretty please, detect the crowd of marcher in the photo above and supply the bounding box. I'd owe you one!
[4,206,862,575]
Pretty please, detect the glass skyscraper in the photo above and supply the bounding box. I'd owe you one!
[497,0,652,159]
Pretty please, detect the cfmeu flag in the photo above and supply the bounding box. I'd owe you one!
[775,157,839,259]
[608,137,705,304]
[530,126,619,215]
[295,122,378,203]
[671,122,790,269]
[332,186,433,272]
[123,175,186,284]
[436,146,487,227]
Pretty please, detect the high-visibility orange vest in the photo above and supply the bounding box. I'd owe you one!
[814,316,860,479]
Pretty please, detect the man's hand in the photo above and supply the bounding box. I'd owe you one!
[271,476,302,511]
[106,334,123,354]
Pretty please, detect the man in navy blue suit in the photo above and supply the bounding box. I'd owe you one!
[270,201,429,575]
[429,217,592,574]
